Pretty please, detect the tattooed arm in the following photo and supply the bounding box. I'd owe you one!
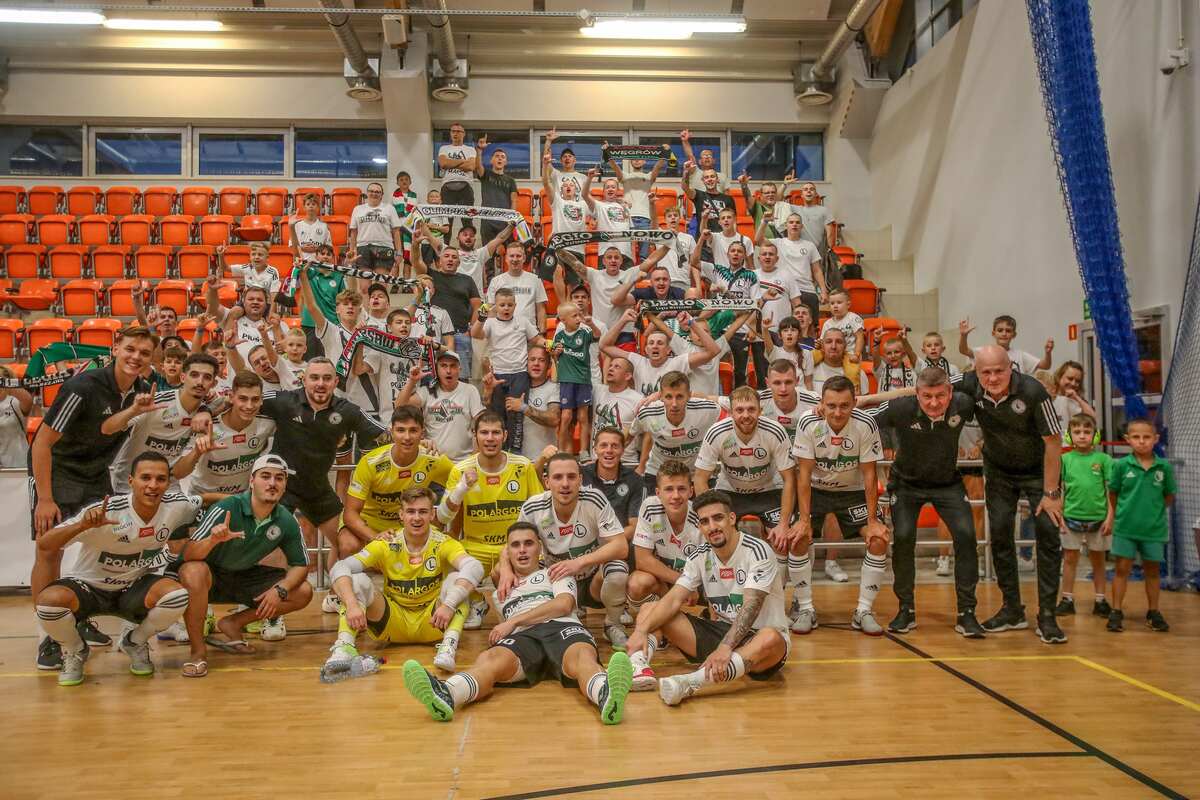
[703,588,765,681]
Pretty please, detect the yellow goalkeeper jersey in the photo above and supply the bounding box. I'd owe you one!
[351,530,466,609]
[347,445,454,533]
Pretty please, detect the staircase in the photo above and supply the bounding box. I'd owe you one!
[841,225,944,344]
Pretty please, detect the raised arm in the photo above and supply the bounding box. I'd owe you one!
[484,222,514,257]
[582,168,599,211]
[681,160,697,199]
[473,135,488,178]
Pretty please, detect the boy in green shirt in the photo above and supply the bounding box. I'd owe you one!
[1106,419,1175,632]
[551,301,600,460]
[1054,414,1114,618]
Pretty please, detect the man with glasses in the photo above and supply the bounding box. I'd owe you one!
[347,182,405,292]
[439,123,478,234]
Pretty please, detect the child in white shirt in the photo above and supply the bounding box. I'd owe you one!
[820,289,865,362]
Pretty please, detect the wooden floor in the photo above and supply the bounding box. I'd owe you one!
[2,578,1197,800]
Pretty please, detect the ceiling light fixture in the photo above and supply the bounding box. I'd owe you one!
[0,9,104,25]
[103,18,224,32]
[579,16,746,41]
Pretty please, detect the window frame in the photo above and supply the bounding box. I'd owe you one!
[728,130,825,182]
[532,129,629,179]
[0,123,86,178]
[90,126,188,178]
[431,127,533,180]
[292,126,388,180]
[634,129,728,179]
[192,127,290,179]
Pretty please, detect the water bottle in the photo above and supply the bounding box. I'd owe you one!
[350,654,383,677]
[320,654,383,684]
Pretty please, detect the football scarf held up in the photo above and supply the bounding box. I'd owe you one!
[546,229,676,251]
[639,298,758,314]
[334,326,436,379]
[601,144,678,169]
[405,204,534,242]
[0,342,110,389]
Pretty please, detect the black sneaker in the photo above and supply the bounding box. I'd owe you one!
[887,607,917,634]
[954,610,986,639]
[1036,612,1068,644]
[77,620,111,647]
[37,636,62,671]
[1145,610,1170,632]
[1106,609,1124,632]
[1092,598,1113,617]
[1053,597,1075,616]
[982,605,1028,633]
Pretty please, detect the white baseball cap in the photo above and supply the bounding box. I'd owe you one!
[252,454,293,475]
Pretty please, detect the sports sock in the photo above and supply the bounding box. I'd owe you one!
[445,673,480,707]
[857,554,888,612]
[627,592,659,617]
[1061,592,1073,601]
[130,587,190,645]
[600,562,629,626]
[789,554,813,610]
[440,628,461,653]
[585,672,609,707]
[681,652,746,689]
[36,606,83,653]
[1094,594,1106,603]
[629,633,659,671]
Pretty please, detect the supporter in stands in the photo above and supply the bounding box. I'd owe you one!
[821,290,866,363]
[591,357,644,466]
[757,213,825,324]
[409,275,456,354]
[611,245,681,314]
[397,354,483,462]
[606,144,669,260]
[682,160,735,260]
[153,345,187,390]
[281,327,308,375]
[544,128,585,199]
[132,293,180,345]
[583,168,633,263]
[347,182,405,291]
[289,193,332,265]
[1050,360,1098,438]
[392,172,418,272]
[411,225,482,381]
[292,243,343,360]
[297,273,382,423]
[476,288,546,450]
[692,229,758,388]
[761,317,815,389]
[812,328,868,394]
[659,311,747,398]
[709,208,755,271]
[426,222,512,299]
[914,331,959,376]
[0,366,32,469]
[555,248,630,341]
[680,129,728,194]
[517,347,561,465]
[874,333,917,392]
[567,283,608,387]
[438,123,478,225]
[958,314,1053,374]
[421,188,451,265]
[600,308,720,397]
[473,133,519,257]
[221,242,281,297]
[487,240,547,331]
[657,206,697,291]
[363,282,391,330]
[793,182,837,258]
[541,152,589,263]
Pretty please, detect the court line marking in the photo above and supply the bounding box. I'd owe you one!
[1070,656,1200,713]
[884,633,1187,800]
[479,751,1092,800]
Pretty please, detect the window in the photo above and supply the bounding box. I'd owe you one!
[730,132,824,181]
[433,128,530,179]
[0,125,84,177]
[197,131,285,176]
[537,132,626,175]
[94,130,183,176]
[294,128,386,179]
[901,0,974,75]
[637,131,723,178]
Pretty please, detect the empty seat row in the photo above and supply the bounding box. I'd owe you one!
[0,213,352,248]
[2,243,307,281]
[0,277,231,317]
[0,185,365,218]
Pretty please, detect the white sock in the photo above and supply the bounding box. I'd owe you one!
[600,562,629,626]
[790,554,813,610]
[629,633,659,671]
[440,629,460,652]
[445,673,480,707]
[1061,591,1074,600]
[858,553,888,612]
[131,588,189,645]
[36,605,83,653]
[681,651,746,688]
[585,672,608,707]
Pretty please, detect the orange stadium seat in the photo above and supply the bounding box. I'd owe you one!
[180,187,215,216]
[177,245,215,280]
[143,186,177,216]
[78,213,117,245]
[0,213,35,244]
[91,245,131,279]
[118,214,157,246]
[48,245,89,279]
[0,318,21,358]
[211,279,239,308]
[842,278,882,316]
[859,360,877,394]
[719,361,734,394]
[108,279,141,317]
[62,279,105,316]
[236,214,275,242]
[27,185,64,215]
[256,187,289,217]
[153,279,193,316]
[218,186,252,216]
[198,214,234,245]
[9,278,58,312]
[652,189,678,220]
[330,188,363,217]
[732,190,751,218]
[268,245,294,277]
[542,280,558,317]
[283,316,302,330]
[177,317,218,346]
[133,245,172,279]
[294,187,326,212]
[159,214,196,246]
[862,317,904,356]
[26,415,43,444]
[104,186,142,216]
[323,215,349,247]
[4,244,46,278]
[26,317,73,352]
[0,185,26,214]
[515,188,534,222]
[35,214,76,246]
[66,186,103,215]
[221,244,250,277]
[77,317,123,348]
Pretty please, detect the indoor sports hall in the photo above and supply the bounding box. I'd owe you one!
[0,1,1196,798]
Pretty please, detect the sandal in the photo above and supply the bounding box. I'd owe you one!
[204,636,255,655]
[182,660,208,678]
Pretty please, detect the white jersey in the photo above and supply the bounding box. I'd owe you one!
[970,346,1041,374]
[632,497,701,571]
[492,568,579,632]
[487,270,547,321]
[756,268,803,325]
[62,492,202,589]
[821,313,865,341]
[520,380,560,461]
[261,356,302,393]
[770,236,822,293]
[291,217,331,254]
[231,264,281,296]
[695,417,794,493]
[415,381,484,461]
[349,202,402,248]
[585,268,629,333]
[630,398,722,476]
[791,411,883,492]
[233,315,270,362]
[181,414,276,497]
[626,351,691,398]
[591,199,631,259]
[676,532,789,631]
[756,387,820,441]
[592,385,644,466]
[110,390,199,490]
[518,488,624,579]
[660,231,697,288]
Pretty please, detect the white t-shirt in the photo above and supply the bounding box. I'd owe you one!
[970,346,1041,374]
[411,304,454,342]
[487,270,547,321]
[621,169,654,219]
[695,417,794,493]
[812,360,870,395]
[660,232,697,289]
[456,245,490,297]
[233,315,269,362]
[261,356,302,393]
[291,217,331,254]
[518,488,624,579]
[370,351,417,413]
[821,312,865,342]
[551,197,589,243]
[231,264,281,296]
[586,268,630,333]
[415,381,484,461]
[181,414,276,497]
[771,237,822,293]
[767,345,815,383]
[0,394,29,469]
[349,202,402,248]
[493,568,579,631]
[592,199,632,259]
[630,398,722,475]
[632,496,701,571]
[550,168,585,202]
[680,333,727,397]
[712,231,754,269]
[363,313,388,332]
[676,532,788,631]
[625,351,692,397]
[592,385,644,466]
[791,410,883,492]
[520,379,560,460]
[438,143,477,185]
[482,316,538,374]
[756,268,803,325]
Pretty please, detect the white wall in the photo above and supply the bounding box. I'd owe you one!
[868,0,1199,354]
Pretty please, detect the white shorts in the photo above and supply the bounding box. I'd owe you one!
[1060,528,1110,552]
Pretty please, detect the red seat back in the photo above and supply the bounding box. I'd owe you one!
[104,186,142,216]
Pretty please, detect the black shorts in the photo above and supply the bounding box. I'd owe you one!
[730,489,786,528]
[494,619,597,688]
[282,486,342,526]
[683,613,786,681]
[49,573,166,623]
[810,488,875,538]
[207,564,287,607]
[28,475,109,541]
[356,244,395,271]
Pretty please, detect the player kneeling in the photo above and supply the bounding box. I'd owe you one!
[403,522,633,725]
[325,487,483,675]
[626,490,790,706]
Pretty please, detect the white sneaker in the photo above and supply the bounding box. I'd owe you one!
[824,560,849,582]
[851,608,883,636]
[260,617,286,642]
[604,623,629,650]
[631,665,657,691]
[790,607,819,634]
[156,621,189,642]
[658,675,696,707]
[433,639,458,672]
[935,555,952,576]
[325,641,358,668]
[463,599,488,630]
[321,593,341,614]
[1018,554,1036,572]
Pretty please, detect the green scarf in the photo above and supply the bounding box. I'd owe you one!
[0,342,110,388]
